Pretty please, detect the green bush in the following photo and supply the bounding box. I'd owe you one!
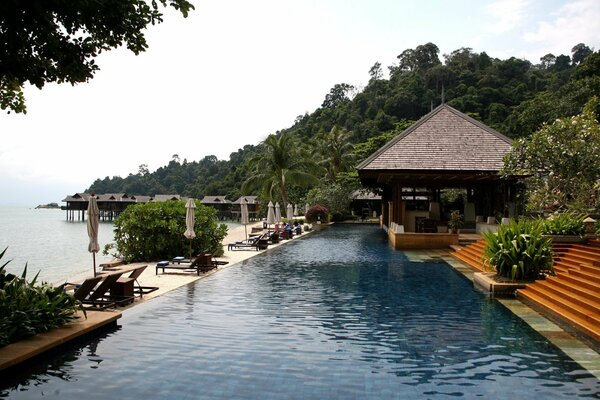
[330,211,352,222]
[542,212,586,236]
[482,219,554,281]
[0,248,81,347]
[110,200,228,262]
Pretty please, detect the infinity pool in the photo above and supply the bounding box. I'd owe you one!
[2,225,599,398]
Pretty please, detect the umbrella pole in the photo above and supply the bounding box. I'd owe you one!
[93,253,96,277]
[244,224,248,241]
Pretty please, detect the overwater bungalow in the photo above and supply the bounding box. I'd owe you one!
[357,104,520,249]
[62,193,182,221]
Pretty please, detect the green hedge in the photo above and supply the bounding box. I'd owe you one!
[0,249,80,347]
[110,200,228,262]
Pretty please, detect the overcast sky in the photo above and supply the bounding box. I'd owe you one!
[1,0,598,206]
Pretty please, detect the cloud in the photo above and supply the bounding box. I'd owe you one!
[523,0,600,54]
[486,0,530,34]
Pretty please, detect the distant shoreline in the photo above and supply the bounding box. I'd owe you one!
[34,203,60,209]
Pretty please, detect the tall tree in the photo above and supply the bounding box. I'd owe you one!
[317,126,355,181]
[502,97,600,213]
[242,133,320,206]
[0,0,194,113]
[322,83,354,108]
[571,43,593,65]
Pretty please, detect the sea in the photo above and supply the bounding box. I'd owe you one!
[0,207,238,286]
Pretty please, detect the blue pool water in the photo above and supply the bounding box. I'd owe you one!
[1,225,599,399]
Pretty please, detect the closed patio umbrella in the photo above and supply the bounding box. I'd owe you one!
[293,204,299,216]
[240,198,250,240]
[87,195,100,277]
[275,202,282,223]
[266,201,275,229]
[286,203,293,222]
[184,198,196,260]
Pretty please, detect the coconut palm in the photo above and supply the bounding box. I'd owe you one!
[242,132,321,206]
[317,125,355,181]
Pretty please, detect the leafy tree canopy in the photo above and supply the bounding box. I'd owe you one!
[502,97,600,213]
[87,42,600,216]
[0,0,194,113]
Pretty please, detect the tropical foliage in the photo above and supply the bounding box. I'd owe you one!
[241,132,321,206]
[0,0,194,113]
[541,212,586,236]
[0,248,80,347]
[482,220,554,281]
[110,201,228,262]
[86,43,600,216]
[502,97,600,213]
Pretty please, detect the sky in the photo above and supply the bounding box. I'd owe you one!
[1,0,599,206]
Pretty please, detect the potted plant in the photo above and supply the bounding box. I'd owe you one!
[448,210,463,234]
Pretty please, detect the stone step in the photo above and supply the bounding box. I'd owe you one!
[517,289,600,343]
[569,268,600,285]
[520,284,600,327]
[557,273,599,293]
[554,251,600,266]
[534,280,600,314]
[545,277,600,305]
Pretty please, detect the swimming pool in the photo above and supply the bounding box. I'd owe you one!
[2,225,599,398]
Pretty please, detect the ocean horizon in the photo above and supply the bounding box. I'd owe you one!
[0,206,238,285]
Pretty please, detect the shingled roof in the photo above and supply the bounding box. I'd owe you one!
[357,104,512,172]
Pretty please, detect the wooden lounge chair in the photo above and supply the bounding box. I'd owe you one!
[122,265,158,298]
[71,276,103,302]
[83,272,134,309]
[227,234,268,251]
[156,253,217,276]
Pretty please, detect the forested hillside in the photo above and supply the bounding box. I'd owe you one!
[88,42,600,207]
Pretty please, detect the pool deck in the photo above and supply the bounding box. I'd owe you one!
[0,310,120,371]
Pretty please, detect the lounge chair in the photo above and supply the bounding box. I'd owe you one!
[83,272,134,309]
[227,234,268,251]
[156,253,217,276]
[71,276,103,302]
[122,265,158,298]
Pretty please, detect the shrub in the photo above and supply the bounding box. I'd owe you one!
[110,200,228,262]
[482,219,554,281]
[541,212,586,236]
[0,248,81,347]
[330,211,352,222]
[305,205,329,223]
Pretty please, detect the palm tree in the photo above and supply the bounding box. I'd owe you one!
[317,126,355,181]
[242,132,321,206]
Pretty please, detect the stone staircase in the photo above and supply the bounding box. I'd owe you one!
[449,239,486,272]
[450,238,600,342]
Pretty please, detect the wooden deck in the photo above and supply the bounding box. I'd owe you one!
[0,310,121,371]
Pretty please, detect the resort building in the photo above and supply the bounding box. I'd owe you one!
[62,193,181,221]
[231,196,260,221]
[200,195,232,220]
[358,104,519,249]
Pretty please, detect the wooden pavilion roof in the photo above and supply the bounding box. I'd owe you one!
[357,104,513,187]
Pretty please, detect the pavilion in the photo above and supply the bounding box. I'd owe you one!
[357,104,519,249]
